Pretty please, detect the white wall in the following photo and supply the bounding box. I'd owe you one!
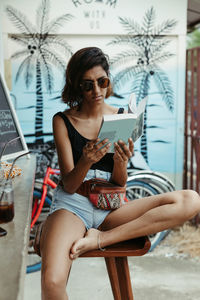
[0,0,188,189]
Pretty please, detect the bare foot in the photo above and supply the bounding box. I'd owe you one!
[70,228,100,260]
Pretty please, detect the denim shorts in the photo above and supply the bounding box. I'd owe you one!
[49,169,112,230]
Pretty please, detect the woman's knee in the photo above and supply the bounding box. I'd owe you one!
[176,190,200,220]
[41,265,68,294]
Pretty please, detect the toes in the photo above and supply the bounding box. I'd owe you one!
[70,252,78,260]
[70,240,84,259]
[70,248,84,260]
[69,229,100,260]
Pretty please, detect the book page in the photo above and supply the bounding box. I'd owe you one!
[131,111,144,142]
[128,93,147,116]
[137,96,147,115]
[128,93,137,114]
[128,94,147,142]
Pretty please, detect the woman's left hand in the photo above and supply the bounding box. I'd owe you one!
[113,138,134,163]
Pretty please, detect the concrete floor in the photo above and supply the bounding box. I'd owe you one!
[24,254,200,300]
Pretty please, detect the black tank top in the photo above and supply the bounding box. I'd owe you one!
[54,108,124,173]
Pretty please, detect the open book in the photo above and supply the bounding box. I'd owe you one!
[98,94,147,152]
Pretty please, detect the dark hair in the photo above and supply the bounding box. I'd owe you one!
[62,47,113,108]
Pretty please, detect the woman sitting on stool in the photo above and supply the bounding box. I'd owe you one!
[39,46,200,300]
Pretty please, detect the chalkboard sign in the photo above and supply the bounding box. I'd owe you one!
[0,72,28,160]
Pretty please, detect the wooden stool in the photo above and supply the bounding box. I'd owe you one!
[80,236,151,300]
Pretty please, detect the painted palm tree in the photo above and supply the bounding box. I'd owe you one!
[109,6,177,163]
[6,0,73,144]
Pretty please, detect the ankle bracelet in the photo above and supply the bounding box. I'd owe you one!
[98,232,105,251]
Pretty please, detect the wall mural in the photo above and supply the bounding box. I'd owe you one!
[6,0,73,144]
[5,0,180,176]
[109,6,177,163]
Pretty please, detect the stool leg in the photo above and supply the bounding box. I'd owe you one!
[115,257,134,300]
[105,257,122,300]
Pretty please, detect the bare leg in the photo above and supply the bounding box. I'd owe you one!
[40,209,86,300]
[70,190,200,258]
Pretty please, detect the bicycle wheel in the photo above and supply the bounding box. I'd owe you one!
[126,180,158,199]
[128,171,175,194]
[149,229,170,252]
[26,189,52,274]
[126,180,170,251]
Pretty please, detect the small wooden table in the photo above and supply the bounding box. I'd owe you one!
[0,155,36,300]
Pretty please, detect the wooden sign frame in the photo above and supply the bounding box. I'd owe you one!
[0,72,28,161]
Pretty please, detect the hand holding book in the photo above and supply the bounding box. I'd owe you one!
[98,94,147,153]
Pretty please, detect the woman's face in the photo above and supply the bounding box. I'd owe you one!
[80,65,109,104]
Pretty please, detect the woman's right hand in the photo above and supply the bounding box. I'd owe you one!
[82,138,111,164]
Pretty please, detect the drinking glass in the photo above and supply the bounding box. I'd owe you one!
[0,137,20,237]
[0,178,14,236]
[0,136,30,237]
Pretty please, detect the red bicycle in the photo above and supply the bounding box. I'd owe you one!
[28,165,59,273]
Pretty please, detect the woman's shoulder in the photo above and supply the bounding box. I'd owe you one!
[65,106,81,118]
[53,109,73,133]
[53,107,76,119]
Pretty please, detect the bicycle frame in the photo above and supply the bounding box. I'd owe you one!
[31,167,60,228]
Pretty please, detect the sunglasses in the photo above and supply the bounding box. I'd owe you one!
[80,77,110,92]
